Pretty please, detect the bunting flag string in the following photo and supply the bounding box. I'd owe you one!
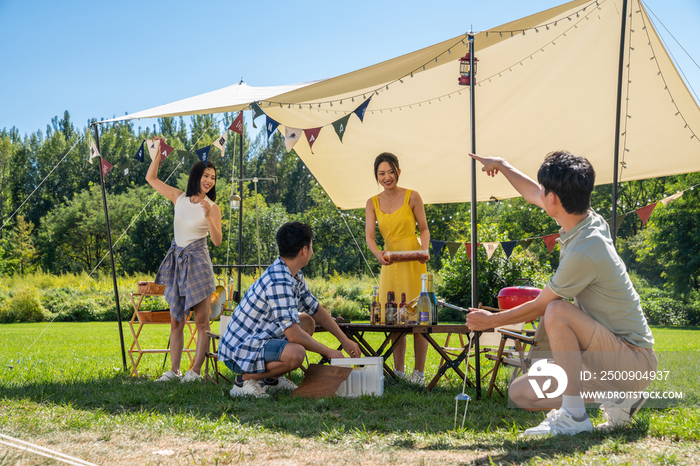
[424,187,692,263]
[245,95,373,153]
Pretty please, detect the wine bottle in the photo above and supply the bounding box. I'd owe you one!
[370,286,380,326]
[428,274,438,325]
[417,274,431,326]
[385,291,397,325]
[398,292,408,325]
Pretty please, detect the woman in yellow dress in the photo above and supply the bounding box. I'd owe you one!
[365,152,430,385]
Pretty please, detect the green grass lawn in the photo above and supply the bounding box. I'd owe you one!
[0,322,698,465]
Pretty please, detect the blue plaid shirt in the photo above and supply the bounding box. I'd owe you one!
[218,257,319,374]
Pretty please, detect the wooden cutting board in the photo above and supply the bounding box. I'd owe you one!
[291,364,353,399]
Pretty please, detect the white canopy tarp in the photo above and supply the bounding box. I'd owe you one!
[106,0,700,210]
[104,80,322,122]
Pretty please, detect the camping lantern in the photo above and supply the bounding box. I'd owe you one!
[458,53,478,85]
[229,194,241,210]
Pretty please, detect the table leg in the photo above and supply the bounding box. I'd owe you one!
[420,332,474,391]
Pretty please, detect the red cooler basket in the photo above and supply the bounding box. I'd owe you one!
[497,279,541,310]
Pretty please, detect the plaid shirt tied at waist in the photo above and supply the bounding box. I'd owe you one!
[155,237,216,322]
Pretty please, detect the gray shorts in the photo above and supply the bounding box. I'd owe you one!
[224,339,289,374]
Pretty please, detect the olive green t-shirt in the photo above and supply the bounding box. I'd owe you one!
[548,211,654,349]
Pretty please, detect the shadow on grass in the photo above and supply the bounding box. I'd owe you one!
[0,371,658,461]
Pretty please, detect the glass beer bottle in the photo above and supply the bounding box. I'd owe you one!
[398,292,408,325]
[370,286,381,325]
[428,274,438,325]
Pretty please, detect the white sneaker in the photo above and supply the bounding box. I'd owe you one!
[181,370,202,382]
[155,370,181,382]
[597,397,646,430]
[230,379,269,398]
[406,371,426,386]
[261,376,298,394]
[523,408,594,436]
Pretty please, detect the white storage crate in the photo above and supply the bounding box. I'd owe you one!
[330,357,384,397]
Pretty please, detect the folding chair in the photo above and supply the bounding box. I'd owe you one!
[439,304,526,387]
[485,319,550,397]
[204,314,232,385]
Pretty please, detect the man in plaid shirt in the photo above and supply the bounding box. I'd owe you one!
[219,221,362,397]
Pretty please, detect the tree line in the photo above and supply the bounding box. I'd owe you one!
[1,111,699,298]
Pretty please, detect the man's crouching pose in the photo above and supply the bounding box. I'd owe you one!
[218,221,361,398]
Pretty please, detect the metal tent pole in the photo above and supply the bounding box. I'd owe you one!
[611,0,629,245]
[468,32,481,399]
[92,123,127,373]
[237,121,244,301]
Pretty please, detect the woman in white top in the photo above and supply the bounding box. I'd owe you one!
[146,137,222,382]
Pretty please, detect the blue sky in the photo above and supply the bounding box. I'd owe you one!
[1,0,698,137]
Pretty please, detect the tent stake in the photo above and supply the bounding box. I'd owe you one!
[611,0,629,245]
[468,32,481,400]
[92,123,128,374]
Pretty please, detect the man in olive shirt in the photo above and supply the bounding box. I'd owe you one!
[467,151,657,436]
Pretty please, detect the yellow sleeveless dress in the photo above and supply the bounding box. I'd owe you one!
[372,189,427,305]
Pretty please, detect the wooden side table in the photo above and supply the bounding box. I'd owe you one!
[128,292,197,376]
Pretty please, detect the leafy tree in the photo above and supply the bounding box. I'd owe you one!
[3,215,37,275]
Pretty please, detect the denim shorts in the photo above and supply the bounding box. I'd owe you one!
[224,339,289,374]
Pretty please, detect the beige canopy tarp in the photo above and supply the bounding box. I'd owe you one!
[105,0,700,210]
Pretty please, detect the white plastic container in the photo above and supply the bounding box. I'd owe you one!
[330,357,384,397]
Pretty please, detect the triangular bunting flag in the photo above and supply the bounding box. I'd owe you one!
[518,238,535,251]
[605,213,627,237]
[660,192,683,205]
[195,145,211,163]
[542,233,560,254]
[445,242,461,259]
[464,243,480,261]
[353,96,372,122]
[304,127,322,154]
[100,157,113,178]
[430,240,446,259]
[212,133,227,156]
[229,112,244,134]
[635,202,657,225]
[250,102,264,129]
[89,140,100,164]
[483,242,499,260]
[284,126,303,152]
[501,241,518,259]
[145,139,160,161]
[159,140,174,161]
[265,116,280,140]
[117,161,132,176]
[133,140,145,163]
[332,114,352,142]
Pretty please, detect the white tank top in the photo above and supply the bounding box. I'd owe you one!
[173,193,215,247]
